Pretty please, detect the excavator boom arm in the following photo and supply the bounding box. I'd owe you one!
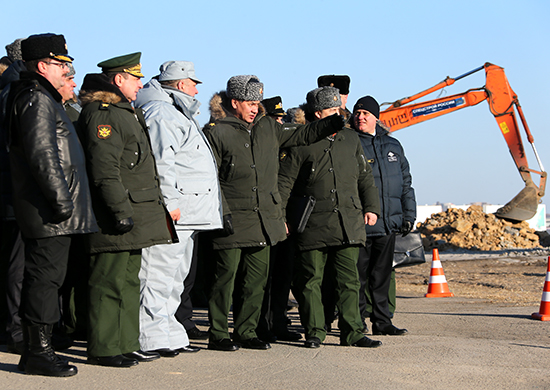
[379,63,546,221]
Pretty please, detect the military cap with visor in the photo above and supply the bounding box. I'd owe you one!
[97,52,144,78]
[262,96,285,116]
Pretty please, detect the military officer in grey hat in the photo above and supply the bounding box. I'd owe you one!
[203,75,347,351]
[278,86,382,349]
[77,52,176,368]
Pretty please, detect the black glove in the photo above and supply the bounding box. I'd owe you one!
[51,208,73,224]
[328,113,346,130]
[115,217,134,233]
[401,220,413,237]
[222,214,234,236]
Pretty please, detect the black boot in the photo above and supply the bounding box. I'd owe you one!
[24,323,77,377]
[17,323,30,371]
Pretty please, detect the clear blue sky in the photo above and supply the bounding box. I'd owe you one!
[2,0,549,206]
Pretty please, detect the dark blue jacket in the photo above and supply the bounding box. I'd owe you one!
[356,125,416,237]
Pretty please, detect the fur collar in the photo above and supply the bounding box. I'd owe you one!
[79,73,126,106]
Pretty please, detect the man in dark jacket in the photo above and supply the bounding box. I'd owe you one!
[353,96,416,336]
[279,87,382,349]
[204,75,346,352]
[5,33,98,377]
[77,52,176,367]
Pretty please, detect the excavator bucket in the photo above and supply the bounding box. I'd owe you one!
[495,183,539,222]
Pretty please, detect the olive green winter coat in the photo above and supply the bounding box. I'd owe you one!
[278,128,380,251]
[77,73,175,254]
[203,92,344,250]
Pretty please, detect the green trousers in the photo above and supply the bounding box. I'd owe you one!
[293,246,365,345]
[208,246,270,341]
[87,250,141,357]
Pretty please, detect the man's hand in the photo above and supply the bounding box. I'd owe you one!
[170,208,181,222]
[328,113,346,130]
[401,220,413,237]
[115,217,134,233]
[364,212,378,226]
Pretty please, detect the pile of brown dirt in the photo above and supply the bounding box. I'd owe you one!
[417,205,540,251]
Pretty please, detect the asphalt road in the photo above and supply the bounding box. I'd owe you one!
[1,294,549,390]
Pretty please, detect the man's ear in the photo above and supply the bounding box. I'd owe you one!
[36,60,48,76]
[176,79,186,91]
[113,73,124,88]
[231,99,238,110]
[314,111,322,120]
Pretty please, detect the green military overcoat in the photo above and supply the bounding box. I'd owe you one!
[204,92,344,250]
[77,73,175,254]
[278,128,380,251]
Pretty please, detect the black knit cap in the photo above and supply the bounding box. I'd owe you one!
[21,33,73,62]
[317,75,350,95]
[353,96,379,119]
[262,96,285,116]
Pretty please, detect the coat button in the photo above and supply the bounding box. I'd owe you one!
[333,208,338,212]
[250,164,256,169]
[328,167,334,172]
[253,207,259,212]
[252,187,257,191]
[330,189,336,193]
[245,143,250,148]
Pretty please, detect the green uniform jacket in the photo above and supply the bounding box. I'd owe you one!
[203,92,344,250]
[77,73,175,254]
[279,128,380,251]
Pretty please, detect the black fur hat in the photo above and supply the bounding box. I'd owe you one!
[21,33,73,62]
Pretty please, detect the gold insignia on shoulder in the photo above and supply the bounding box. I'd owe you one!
[209,122,215,127]
[97,125,112,139]
[279,150,287,161]
[100,103,110,110]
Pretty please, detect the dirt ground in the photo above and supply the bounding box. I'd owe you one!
[396,255,549,306]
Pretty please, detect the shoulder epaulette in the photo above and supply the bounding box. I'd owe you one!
[99,103,110,110]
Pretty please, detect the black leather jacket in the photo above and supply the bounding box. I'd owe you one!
[6,71,97,238]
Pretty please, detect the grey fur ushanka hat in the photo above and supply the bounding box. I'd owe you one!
[306,86,341,112]
[226,75,264,101]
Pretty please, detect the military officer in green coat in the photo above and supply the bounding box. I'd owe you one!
[204,75,347,351]
[77,53,176,367]
[278,86,382,349]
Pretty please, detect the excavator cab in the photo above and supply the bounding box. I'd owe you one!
[379,63,546,222]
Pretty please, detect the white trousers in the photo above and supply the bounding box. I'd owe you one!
[139,230,195,350]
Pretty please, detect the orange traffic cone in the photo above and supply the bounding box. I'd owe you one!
[531,257,550,321]
[425,248,454,298]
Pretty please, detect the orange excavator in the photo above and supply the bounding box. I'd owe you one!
[379,62,546,222]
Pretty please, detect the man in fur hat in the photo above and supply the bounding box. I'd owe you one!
[278,86,382,349]
[77,52,176,367]
[203,75,346,351]
[4,33,97,377]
